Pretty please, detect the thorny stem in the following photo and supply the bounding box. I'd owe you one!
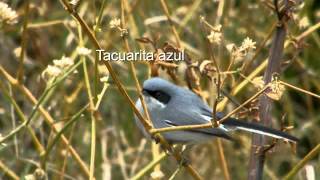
[248,1,290,179]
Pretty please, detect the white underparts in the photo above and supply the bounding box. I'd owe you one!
[144,95,166,109]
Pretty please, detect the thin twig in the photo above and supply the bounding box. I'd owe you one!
[159,0,182,48]
[42,104,89,167]
[296,21,320,41]
[280,81,320,99]
[9,84,19,157]
[83,58,97,180]
[79,25,97,180]
[0,160,19,180]
[119,1,202,179]
[215,140,230,180]
[24,59,83,128]
[168,165,182,180]
[0,80,45,154]
[212,4,232,178]
[17,0,30,82]
[0,65,91,177]
[284,144,320,180]
[130,152,167,180]
[59,120,78,180]
[27,20,65,29]
[93,0,107,104]
[199,17,222,126]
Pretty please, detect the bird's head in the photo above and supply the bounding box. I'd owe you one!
[141,77,177,106]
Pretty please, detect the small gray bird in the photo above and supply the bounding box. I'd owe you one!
[134,77,298,144]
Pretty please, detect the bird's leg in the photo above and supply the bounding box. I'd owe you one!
[151,135,191,166]
[160,144,191,166]
[151,134,175,155]
[152,135,161,144]
[161,145,173,155]
[177,145,191,167]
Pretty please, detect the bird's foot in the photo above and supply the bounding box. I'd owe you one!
[179,156,190,167]
[152,135,161,144]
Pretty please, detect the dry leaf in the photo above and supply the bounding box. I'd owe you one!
[266,80,285,101]
[135,37,153,44]
[199,60,213,73]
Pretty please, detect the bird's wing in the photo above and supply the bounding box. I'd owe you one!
[163,119,233,141]
[164,103,233,140]
[165,101,220,125]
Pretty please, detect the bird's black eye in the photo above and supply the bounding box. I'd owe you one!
[143,89,171,104]
[154,91,162,98]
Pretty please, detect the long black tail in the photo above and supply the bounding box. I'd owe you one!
[222,118,299,142]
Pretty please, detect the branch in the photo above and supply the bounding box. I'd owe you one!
[248,1,292,179]
[284,144,320,179]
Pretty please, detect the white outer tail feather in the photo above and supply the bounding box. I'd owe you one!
[201,115,296,142]
[235,126,294,142]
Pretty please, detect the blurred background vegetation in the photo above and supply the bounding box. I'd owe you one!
[0,0,320,179]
